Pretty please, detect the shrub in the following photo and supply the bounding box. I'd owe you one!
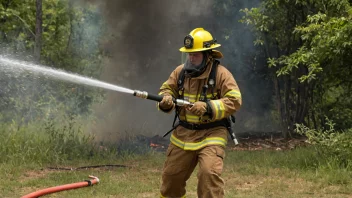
[0,115,97,165]
[295,119,352,169]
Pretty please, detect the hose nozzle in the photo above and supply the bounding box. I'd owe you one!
[175,99,192,106]
[133,90,192,107]
[133,90,148,99]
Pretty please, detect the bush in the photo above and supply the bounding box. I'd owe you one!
[0,116,100,165]
[0,115,154,166]
[295,119,352,168]
[44,115,96,162]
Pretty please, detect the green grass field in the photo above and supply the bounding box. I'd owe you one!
[2,147,352,198]
[1,123,351,198]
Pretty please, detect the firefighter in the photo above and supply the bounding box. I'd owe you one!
[158,28,242,198]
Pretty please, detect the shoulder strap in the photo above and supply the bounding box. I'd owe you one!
[167,68,186,130]
[177,68,186,91]
[177,68,186,99]
[208,60,219,87]
[209,60,219,98]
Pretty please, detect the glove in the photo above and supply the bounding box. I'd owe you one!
[159,95,174,110]
[187,101,207,116]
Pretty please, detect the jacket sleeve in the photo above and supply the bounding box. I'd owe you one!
[156,66,181,113]
[208,67,242,121]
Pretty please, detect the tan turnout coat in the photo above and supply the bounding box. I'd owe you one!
[158,57,242,151]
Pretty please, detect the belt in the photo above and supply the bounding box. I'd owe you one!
[179,119,227,130]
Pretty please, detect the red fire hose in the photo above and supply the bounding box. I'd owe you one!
[21,175,99,198]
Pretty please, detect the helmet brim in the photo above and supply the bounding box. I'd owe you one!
[179,44,221,52]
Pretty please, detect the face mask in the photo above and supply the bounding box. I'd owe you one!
[184,52,209,77]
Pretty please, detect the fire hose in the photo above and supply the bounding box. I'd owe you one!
[21,175,99,198]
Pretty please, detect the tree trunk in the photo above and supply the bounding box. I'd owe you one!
[310,83,318,129]
[34,0,43,62]
[284,75,293,136]
[66,0,74,54]
[0,0,12,41]
[295,66,309,125]
[273,72,289,138]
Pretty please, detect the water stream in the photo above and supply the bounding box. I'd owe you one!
[0,56,134,95]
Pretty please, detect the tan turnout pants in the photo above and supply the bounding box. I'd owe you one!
[160,143,225,198]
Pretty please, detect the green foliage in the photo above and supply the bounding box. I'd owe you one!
[212,1,280,132]
[0,0,36,49]
[241,0,351,81]
[0,113,156,166]
[240,0,352,132]
[0,0,106,124]
[273,10,352,82]
[295,119,352,169]
[44,115,96,162]
[0,115,131,166]
[0,117,93,165]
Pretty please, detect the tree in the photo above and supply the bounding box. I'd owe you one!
[34,0,42,61]
[241,0,352,137]
[0,0,105,126]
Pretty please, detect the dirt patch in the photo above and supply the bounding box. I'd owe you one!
[19,169,52,182]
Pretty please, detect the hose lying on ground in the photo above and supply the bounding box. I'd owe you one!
[47,164,128,171]
[21,175,99,198]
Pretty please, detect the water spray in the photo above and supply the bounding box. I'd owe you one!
[0,56,191,106]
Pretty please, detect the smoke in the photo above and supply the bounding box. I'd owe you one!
[77,0,216,141]
[209,0,279,134]
[77,0,275,141]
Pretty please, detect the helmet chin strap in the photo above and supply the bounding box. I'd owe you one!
[184,51,211,77]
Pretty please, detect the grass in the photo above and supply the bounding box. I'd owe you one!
[1,120,351,197]
[1,148,351,198]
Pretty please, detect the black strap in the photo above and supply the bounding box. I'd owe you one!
[85,180,92,186]
[179,119,227,130]
[177,68,186,98]
[209,60,219,86]
[209,59,219,99]
[162,122,179,137]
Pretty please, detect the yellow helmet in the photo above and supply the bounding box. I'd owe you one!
[179,28,221,52]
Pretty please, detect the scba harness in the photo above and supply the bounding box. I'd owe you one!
[163,60,238,144]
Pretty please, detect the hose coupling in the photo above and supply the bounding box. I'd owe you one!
[133,90,148,99]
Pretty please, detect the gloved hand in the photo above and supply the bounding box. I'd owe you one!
[187,101,207,116]
[159,95,174,110]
